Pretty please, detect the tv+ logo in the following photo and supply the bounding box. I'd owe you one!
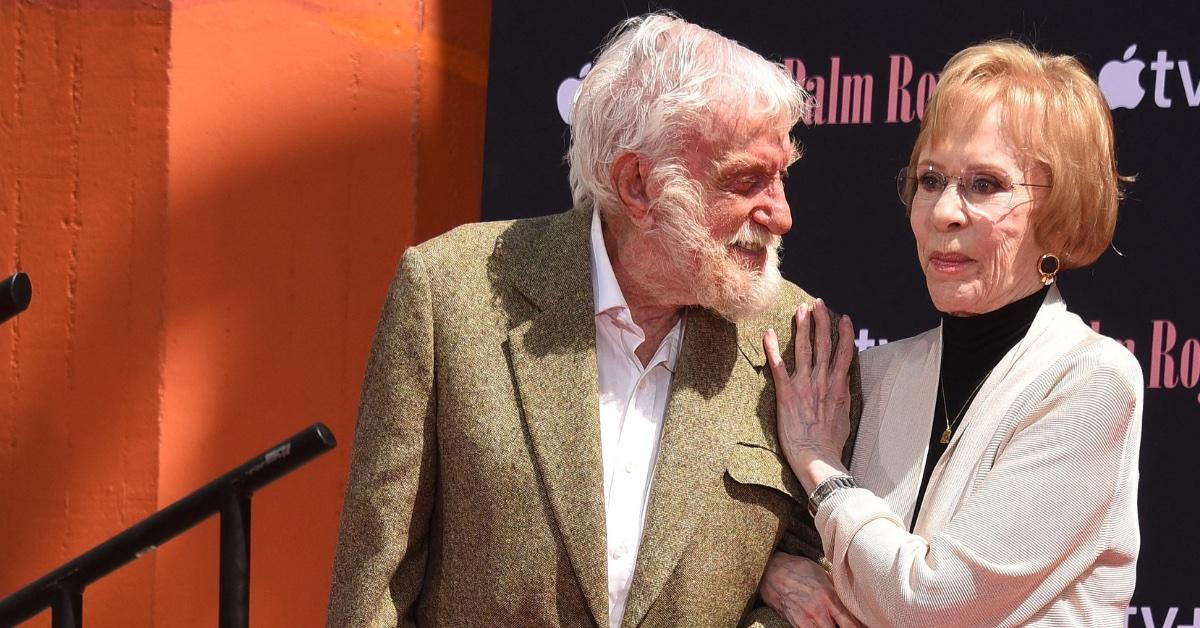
[1099,44,1200,109]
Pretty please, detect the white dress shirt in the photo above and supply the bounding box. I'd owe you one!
[589,208,685,628]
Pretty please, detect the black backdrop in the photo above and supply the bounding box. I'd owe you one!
[481,2,1200,622]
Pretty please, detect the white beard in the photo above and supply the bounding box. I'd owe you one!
[621,181,784,322]
[689,219,783,321]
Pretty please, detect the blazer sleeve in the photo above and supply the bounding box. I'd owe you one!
[816,355,1141,627]
[327,248,438,628]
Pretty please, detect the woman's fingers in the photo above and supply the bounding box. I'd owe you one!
[759,552,856,628]
[764,328,787,385]
[834,607,862,628]
[812,300,832,388]
[809,610,837,628]
[766,301,857,470]
[793,303,813,381]
[832,598,861,628]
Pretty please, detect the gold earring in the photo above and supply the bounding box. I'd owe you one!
[1038,253,1060,285]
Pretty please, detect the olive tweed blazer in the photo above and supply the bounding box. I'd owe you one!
[327,207,860,627]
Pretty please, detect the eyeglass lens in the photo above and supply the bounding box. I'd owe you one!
[896,168,1015,215]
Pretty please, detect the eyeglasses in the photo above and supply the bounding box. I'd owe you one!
[895,167,1052,217]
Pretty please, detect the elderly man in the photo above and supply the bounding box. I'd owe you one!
[327,13,860,628]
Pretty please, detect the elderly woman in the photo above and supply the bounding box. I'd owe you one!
[759,41,1142,627]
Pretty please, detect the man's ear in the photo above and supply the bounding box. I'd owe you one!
[611,152,655,228]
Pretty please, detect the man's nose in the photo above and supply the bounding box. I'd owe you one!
[752,180,792,235]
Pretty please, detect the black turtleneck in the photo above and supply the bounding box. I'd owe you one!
[909,285,1049,530]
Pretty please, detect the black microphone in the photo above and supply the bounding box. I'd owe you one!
[0,272,32,325]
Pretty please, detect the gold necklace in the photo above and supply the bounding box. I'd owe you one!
[938,368,993,444]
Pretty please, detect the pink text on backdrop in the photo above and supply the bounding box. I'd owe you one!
[783,55,939,126]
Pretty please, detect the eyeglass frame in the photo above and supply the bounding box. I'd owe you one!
[895,166,1053,213]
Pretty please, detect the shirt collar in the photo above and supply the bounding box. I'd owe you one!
[590,208,687,371]
[656,316,685,373]
[590,207,631,318]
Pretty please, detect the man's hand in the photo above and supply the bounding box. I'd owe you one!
[758,552,860,628]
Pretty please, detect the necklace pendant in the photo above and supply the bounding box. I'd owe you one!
[939,426,953,444]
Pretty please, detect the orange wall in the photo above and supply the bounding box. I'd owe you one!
[0,0,489,625]
[0,3,170,626]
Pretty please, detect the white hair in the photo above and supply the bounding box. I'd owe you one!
[566,12,811,218]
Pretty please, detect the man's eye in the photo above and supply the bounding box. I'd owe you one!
[917,172,944,191]
[730,177,759,194]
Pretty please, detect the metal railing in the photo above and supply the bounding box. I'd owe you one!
[0,271,32,325]
[0,423,338,627]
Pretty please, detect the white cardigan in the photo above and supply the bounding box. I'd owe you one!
[816,287,1143,627]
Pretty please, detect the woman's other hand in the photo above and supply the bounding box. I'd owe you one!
[759,552,860,628]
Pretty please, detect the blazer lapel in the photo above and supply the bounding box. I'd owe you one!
[502,207,609,627]
[620,307,741,627]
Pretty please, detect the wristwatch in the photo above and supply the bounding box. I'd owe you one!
[807,474,858,517]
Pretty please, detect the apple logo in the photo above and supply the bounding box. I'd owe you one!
[1099,44,1146,110]
[557,63,592,125]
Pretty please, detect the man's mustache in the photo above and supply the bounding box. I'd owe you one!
[726,221,781,250]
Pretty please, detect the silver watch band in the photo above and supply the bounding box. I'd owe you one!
[807,474,858,517]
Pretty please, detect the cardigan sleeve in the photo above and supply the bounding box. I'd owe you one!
[816,348,1142,628]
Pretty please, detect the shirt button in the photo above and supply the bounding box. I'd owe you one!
[612,545,627,559]
[623,462,635,474]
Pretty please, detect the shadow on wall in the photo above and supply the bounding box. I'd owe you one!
[2,2,489,627]
[157,104,413,628]
[151,1,489,626]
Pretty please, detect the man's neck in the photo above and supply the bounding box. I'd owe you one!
[602,218,685,367]
[626,299,683,368]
